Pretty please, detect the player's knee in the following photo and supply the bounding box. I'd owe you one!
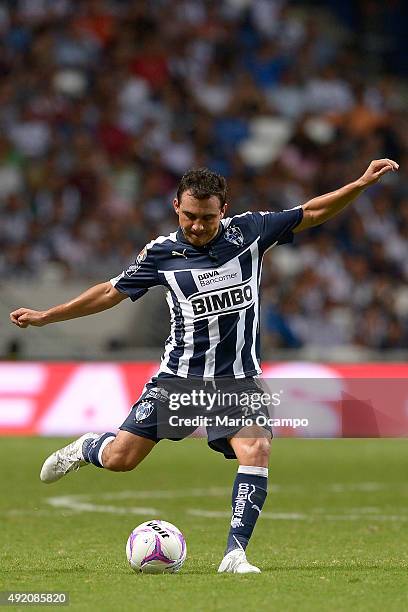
[237,436,271,465]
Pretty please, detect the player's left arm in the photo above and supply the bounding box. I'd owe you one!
[293,158,399,233]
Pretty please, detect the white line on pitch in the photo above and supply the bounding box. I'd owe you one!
[187,509,408,522]
[47,495,158,515]
[44,493,408,522]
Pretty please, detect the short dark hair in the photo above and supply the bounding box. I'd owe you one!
[176,168,227,208]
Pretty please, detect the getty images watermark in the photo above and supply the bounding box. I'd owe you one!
[166,387,309,430]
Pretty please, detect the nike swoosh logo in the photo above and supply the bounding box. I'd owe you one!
[171,250,188,258]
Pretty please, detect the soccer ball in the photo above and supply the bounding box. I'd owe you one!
[126,520,187,574]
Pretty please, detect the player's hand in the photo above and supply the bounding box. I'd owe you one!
[359,159,399,187]
[10,308,47,328]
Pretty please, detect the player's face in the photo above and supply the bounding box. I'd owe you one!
[174,191,227,246]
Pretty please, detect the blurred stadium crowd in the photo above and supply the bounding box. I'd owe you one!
[1,0,408,350]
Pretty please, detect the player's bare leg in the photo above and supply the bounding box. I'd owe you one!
[40,430,155,483]
[229,426,271,467]
[100,431,156,471]
[218,426,271,574]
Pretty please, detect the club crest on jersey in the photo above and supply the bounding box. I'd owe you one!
[134,399,154,422]
[224,225,244,247]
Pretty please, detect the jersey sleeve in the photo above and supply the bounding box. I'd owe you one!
[251,206,303,251]
[110,244,161,302]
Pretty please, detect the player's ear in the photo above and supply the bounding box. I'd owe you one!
[220,203,228,219]
[173,198,180,214]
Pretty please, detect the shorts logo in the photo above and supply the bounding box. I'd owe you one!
[224,225,244,247]
[134,399,154,422]
[145,387,168,402]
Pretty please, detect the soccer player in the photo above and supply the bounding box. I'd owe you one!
[10,159,398,573]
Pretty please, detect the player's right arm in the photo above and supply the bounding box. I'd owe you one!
[10,282,127,328]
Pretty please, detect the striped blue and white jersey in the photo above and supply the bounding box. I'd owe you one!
[110,207,303,379]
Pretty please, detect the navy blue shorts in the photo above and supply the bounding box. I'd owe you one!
[119,377,272,459]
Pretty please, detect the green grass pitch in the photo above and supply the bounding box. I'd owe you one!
[1,437,408,611]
